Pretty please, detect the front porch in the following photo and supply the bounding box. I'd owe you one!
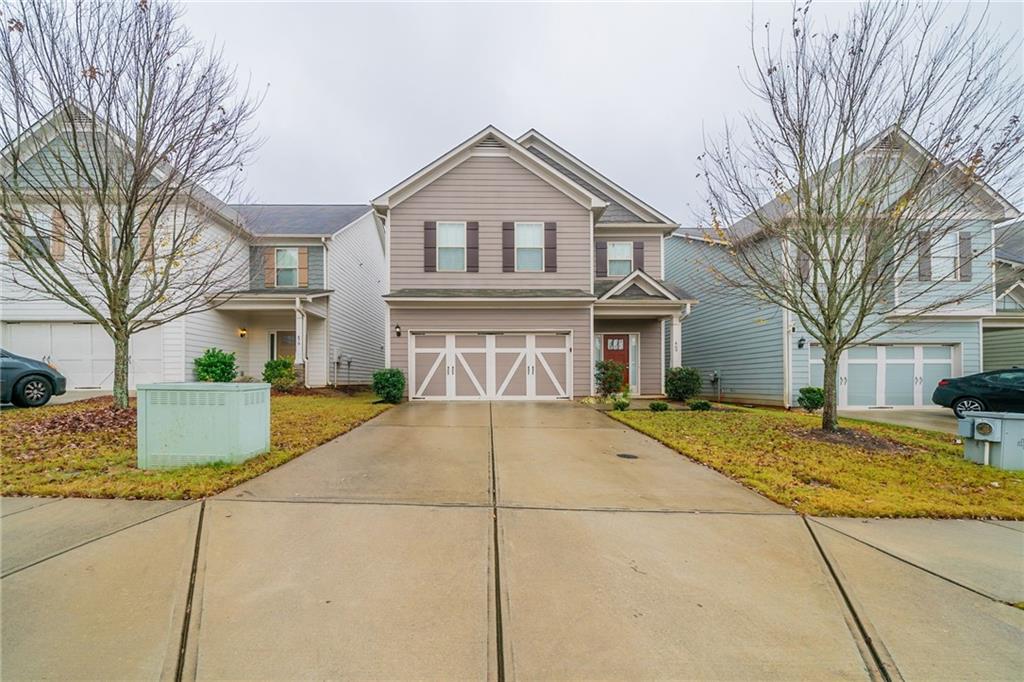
[214,291,331,386]
[593,270,694,396]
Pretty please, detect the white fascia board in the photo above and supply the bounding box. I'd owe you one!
[515,129,677,225]
[327,207,375,239]
[597,223,679,235]
[599,269,682,301]
[372,125,607,214]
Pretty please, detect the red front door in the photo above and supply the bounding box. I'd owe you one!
[604,334,630,389]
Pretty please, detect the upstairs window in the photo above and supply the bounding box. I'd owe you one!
[437,221,466,272]
[515,222,544,272]
[931,232,961,280]
[607,241,633,277]
[275,247,299,286]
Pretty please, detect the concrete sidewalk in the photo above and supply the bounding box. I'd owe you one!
[2,401,1022,680]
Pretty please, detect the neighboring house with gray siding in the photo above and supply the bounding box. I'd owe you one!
[664,130,1019,409]
[374,126,694,400]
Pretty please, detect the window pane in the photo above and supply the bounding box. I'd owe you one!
[516,223,543,248]
[277,248,298,268]
[437,222,465,247]
[608,259,632,277]
[437,247,465,271]
[922,346,951,360]
[276,268,298,286]
[847,346,877,360]
[607,242,632,259]
[886,346,914,360]
[809,345,824,361]
[517,247,543,271]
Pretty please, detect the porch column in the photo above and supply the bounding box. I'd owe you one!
[294,307,305,368]
[670,313,682,368]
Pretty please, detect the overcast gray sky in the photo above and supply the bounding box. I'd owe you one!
[182,1,1023,223]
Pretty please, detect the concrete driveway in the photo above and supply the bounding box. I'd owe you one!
[840,407,958,434]
[2,401,1022,680]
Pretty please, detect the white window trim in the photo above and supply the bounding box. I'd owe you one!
[269,329,297,361]
[607,241,633,277]
[930,231,962,281]
[436,221,467,273]
[514,221,545,273]
[275,247,299,286]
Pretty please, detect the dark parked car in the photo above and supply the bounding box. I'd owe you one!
[932,368,1024,417]
[0,349,67,407]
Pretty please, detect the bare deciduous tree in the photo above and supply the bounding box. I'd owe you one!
[698,1,1023,431]
[0,0,262,407]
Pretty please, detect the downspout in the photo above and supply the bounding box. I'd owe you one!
[783,308,793,409]
[294,296,309,388]
[321,236,333,386]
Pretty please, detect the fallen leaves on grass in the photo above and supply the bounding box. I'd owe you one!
[610,407,1024,519]
[1,393,390,499]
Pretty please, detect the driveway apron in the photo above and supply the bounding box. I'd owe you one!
[2,400,1022,680]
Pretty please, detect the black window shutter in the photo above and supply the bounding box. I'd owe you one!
[958,232,972,281]
[423,221,436,272]
[633,241,645,271]
[544,222,557,272]
[918,230,932,281]
[467,222,479,272]
[502,222,515,272]
[595,240,607,277]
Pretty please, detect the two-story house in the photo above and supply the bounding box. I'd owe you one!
[373,126,694,400]
[2,107,386,390]
[986,217,1024,369]
[664,130,1020,409]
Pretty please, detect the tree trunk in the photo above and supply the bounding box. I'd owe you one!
[112,331,130,409]
[820,350,840,432]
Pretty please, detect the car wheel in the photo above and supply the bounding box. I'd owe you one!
[15,376,52,407]
[952,397,986,418]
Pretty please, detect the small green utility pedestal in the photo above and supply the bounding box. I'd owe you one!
[137,383,271,469]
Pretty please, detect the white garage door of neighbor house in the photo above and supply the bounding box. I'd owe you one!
[809,344,955,408]
[410,332,571,400]
[2,323,164,389]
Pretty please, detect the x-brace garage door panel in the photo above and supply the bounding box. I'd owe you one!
[410,332,571,400]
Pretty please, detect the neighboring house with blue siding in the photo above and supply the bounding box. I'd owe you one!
[664,134,1020,409]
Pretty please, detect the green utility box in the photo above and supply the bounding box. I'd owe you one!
[137,383,271,469]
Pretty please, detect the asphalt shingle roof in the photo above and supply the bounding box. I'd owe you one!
[594,277,695,302]
[230,204,370,236]
[524,148,648,224]
[384,288,593,299]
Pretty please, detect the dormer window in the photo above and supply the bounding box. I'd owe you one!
[275,247,299,286]
[607,241,633,276]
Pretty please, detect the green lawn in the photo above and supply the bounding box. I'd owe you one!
[609,406,1024,518]
[1,392,390,500]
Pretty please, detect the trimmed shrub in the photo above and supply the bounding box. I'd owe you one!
[194,348,237,382]
[372,368,406,404]
[271,375,298,393]
[665,367,702,402]
[263,357,294,384]
[595,360,626,397]
[612,396,630,411]
[689,399,712,412]
[798,386,826,412]
[649,401,669,412]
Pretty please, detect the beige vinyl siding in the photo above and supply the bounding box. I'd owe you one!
[390,155,592,290]
[594,318,664,395]
[183,308,249,379]
[388,307,592,398]
[594,231,663,280]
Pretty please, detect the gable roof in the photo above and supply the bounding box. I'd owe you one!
[372,126,607,215]
[595,269,696,303]
[3,100,248,234]
[230,204,370,237]
[723,126,1020,242]
[516,129,677,227]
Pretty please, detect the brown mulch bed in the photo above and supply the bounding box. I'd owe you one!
[786,424,916,454]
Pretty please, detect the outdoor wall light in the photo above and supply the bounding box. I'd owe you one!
[394,324,402,337]
[797,337,806,349]
[238,328,247,338]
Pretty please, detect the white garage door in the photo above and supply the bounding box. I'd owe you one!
[2,322,164,389]
[810,344,956,407]
[410,332,571,400]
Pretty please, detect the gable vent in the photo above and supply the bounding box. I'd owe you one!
[475,135,504,150]
[874,133,901,151]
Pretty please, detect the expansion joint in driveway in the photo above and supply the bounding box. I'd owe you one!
[175,499,206,682]
[810,518,1017,606]
[803,517,902,682]
[485,401,505,675]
